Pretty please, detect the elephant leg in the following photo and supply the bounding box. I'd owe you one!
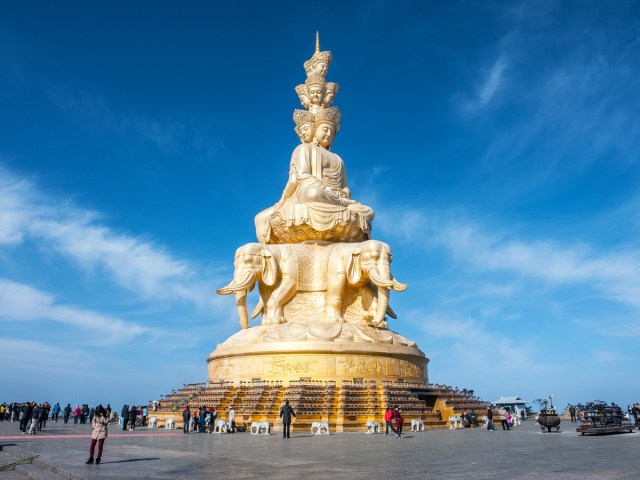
[265,278,296,324]
[325,276,346,323]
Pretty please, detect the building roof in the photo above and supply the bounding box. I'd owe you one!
[492,396,531,405]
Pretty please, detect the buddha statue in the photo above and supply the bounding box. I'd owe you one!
[254,107,374,244]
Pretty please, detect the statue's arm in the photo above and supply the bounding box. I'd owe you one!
[294,145,323,188]
[277,165,297,205]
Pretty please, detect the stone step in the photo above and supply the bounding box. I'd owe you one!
[0,445,83,480]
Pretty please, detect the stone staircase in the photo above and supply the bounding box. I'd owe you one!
[0,444,82,480]
[153,380,489,432]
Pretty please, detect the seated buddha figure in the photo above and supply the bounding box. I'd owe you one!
[255,107,374,244]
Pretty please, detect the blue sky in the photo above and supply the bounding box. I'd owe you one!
[1,0,639,409]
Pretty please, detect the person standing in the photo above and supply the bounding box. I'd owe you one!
[63,404,71,424]
[569,405,577,423]
[86,405,108,465]
[81,404,89,424]
[631,403,640,425]
[384,405,397,436]
[142,406,148,426]
[499,406,510,430]
[121,404,129,431]
[228,406,236,433]
[52,403,61,423]
[198,406,206,433]
[182,405,191,434]
[279,400,295,439]
[20,402,32,433]
[128,405,137,431]
[486,407,495,431]
[394,406,404,438]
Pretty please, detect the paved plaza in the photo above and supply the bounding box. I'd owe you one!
[1,419,638,479]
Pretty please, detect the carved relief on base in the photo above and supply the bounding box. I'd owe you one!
[341,356,385,375]
[399,360,425,379]
[210,359,234,377]
[266,355,315,375]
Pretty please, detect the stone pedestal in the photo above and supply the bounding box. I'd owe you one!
[207,322,428,385]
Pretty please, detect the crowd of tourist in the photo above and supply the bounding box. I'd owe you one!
[0,401,121,434]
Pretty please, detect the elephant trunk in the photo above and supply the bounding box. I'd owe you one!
[371,286,389,327]
[369,266,407,327]
[235,291,249,329]
[216,270,256,329]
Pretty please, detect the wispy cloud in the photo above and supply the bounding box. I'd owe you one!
[461,56,507,115]
[0,165,220,309]
[0,279,151,342]
[378,205,640,310]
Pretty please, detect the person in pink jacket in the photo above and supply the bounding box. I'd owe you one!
[86,405,108,465]
[72,405,81,424]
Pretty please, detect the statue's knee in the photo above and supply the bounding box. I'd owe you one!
[300,187,324,203]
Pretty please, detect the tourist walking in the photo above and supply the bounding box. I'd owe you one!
[52,403,61,423]
[279,400,296,439]
[486,407,494,431]
[182,405,191,434]
[86,405,108,465]
[384,405,397,436]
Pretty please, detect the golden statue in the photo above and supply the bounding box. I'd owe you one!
[212,34,426,387]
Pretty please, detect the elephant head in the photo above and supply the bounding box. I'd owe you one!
[345,240,407,327]
[216,243,279,328]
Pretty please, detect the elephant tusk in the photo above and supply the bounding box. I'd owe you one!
[369,269,395,288]
[392,277,408,292]
[216,271,256,295]
[250,298,264,320]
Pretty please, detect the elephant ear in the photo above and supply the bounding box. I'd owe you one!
[262,251,279,286]
[347,248,362,284]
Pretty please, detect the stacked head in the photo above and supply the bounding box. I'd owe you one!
[294,33,341,148]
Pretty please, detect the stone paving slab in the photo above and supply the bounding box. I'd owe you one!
[1,420,638,479]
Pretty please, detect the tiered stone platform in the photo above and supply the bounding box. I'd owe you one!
[153,380,490,432]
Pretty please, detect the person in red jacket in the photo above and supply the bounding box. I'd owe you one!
[384,405,397,436]
[393,406,405,438]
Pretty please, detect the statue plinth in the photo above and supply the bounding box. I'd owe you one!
[207,322,428,384]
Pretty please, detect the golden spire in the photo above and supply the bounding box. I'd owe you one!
[315,31,320,54]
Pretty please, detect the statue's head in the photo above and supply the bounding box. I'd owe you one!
[294,84,310,108]
[323,82,340,107]
[293,109,315,143]
[304,50,332,77]
[305,75,326,105]
[314,107,341,149]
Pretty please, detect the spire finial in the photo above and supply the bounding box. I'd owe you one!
[315,31,320,54]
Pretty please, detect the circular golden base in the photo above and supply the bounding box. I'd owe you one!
[207,323,428,384]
